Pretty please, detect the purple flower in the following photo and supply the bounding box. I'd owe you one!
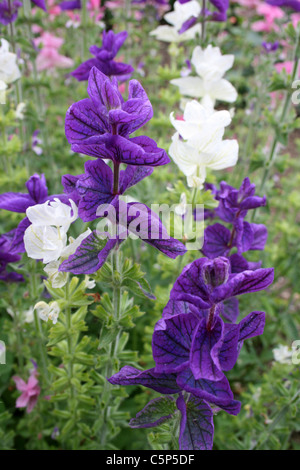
[0,174,69,253]
[59,0,81,9]
[0,0,22,25]
[0,231,23,282]
[170,256,274,315]
[31,0,47,10]
[65,67,169,167]
[262,41,279,53]
[59,200,187,275]
[62,159,153,222]
[71,30,134,82]
[265,0,300,11]
[202,178,267,259]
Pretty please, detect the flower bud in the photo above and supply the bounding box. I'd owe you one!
[202,257,230,288]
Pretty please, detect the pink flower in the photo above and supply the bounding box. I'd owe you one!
[252,4,284,32]
[35,32,74,72]
[275,61,300,75]
[13,370,41,413]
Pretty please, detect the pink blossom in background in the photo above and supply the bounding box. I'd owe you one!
[252,4,284,32]
[275,61,300,75]
[13,370,41,413]
[88,0,104,20]
[47,0,61,20]
[34,32,74,72]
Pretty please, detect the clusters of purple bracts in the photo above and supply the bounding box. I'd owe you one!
[58,66,186,275]
[71,30,134,82]
[0,174,69,282]
[108,179,274,450]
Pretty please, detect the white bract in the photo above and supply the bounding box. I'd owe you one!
[34,301,60,325]
[150,0,201,43]
[170,45,237,110]
[26,198,78,231]
[0,39,21,84]
[24,224,68,264]
[169,100,239,189]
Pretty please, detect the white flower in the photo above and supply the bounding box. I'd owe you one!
[34,301,60,325]
[26,198,78,231]
[170,45,237,109]
[44,261,68,289]
[24,224,68,263]
[44,229,92,288]
[169,100,239,189]
[0,39,21,84]
[7,307,34,324]
[150,0,201,43]
[15,102,26,120]
[273,345,293,364]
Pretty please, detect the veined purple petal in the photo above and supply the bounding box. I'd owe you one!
[218,323,240,371]
[177,370,233,405]
[211,268,274,303]
[170,258,211,309]
[0,193,33,213]
[202,223,231,258]
[59,231,119,274]
[239,311,265,342]
[190,317,224,381]
[108,366,181,394]
[129,397,176,429]
[177,394,214,451]
[153,313,198,374]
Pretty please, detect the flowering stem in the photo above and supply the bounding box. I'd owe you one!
[100,248,122,447]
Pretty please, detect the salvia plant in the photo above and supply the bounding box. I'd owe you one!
[0,0,299,452]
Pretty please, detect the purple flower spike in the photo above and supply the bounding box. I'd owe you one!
[71,30,134,82]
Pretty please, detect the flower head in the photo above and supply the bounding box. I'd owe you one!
[170,45,237,109]
[169,100,238,189]
[13,369,41,413]
[71,30,134,81]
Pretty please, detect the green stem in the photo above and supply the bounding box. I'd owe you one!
[30,261,50,383]
[100,248,122,447]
